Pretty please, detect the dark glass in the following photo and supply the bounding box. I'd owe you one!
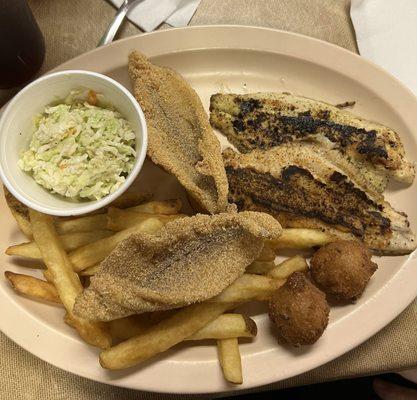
[0,0,45,89]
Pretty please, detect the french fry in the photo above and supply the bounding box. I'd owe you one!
[100,302,234,370]
[189,314,257,341]
[78,263,101,276]
[10,209,33,238]
[269,228,335,249]
[246,261,276,275]
[43,269,53,283]
[59,193,153,218]
[109,314,154,343]
[29,209,111,349]
[107,207,184,231]
[5,271,61,303]
[69,217,164,271]
[110,313,257,343]
[56,214,108,234]
[217,338,243,384]
[212,274,285,303]
[110,192,152,209]
[128,199,182,215]
[6,230,113,260]
[256,245,276,262]
[7,270,284,305]
[267,256,308,279]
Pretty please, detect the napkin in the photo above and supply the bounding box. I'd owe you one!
[351,0,417,95]
[109,0,201,32]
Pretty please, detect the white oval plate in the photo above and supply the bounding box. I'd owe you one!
[1,26,417,394]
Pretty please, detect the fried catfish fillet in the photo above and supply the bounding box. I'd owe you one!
[210,92,415,191]
[223,144,416,255]
[128,51,229,214]
[74,211,282,321]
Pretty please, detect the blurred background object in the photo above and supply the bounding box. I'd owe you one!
[0,0,45,104]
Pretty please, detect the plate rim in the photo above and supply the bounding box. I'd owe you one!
[1,25,417,394]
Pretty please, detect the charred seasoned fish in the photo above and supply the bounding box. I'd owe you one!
[74,211,282,321]
[128,51,229,214]
[211,92,415,191]
[223,143,416,255]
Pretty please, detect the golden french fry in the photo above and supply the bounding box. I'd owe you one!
[128,199,182,215]
[69,217,164,271]
[107,207,184,231]
[29,209,111,349]
[256,245,276,262]
[269,228,335,249]
[43,269,53,283]
[110,192,152,209]
[217,338,243,384]
[55,214,108,234]
[212,274,285,303]
[78,263,101,276]
[246,261,276,275]
[110,313,257,343]
[6,230,113,260]
[109,314,154,343]
[5,271,61,304]
[10,209,33,238]
[189,314,257,341]
[148,309,176,323]
[267,256,308,279]
[99,302,234,370]
[61,193,153,218]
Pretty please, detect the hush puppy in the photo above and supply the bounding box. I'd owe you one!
[310,240,377,301]
[268,272,329,346]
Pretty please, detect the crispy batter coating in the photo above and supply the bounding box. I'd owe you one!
[128,51,229,214]
[310,240,378,300]
[74,211,282,321]
[269,272,329,346]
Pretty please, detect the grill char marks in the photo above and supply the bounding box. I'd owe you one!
[212,95,386,159]
[210,92,415,188]
[235,99,387,161]
[226,165,389,240]
[236,97,388,161]
[222,144,416,255]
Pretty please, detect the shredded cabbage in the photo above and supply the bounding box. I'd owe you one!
[18,93,136,200]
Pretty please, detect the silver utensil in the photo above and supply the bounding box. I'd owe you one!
[98,0,143,47]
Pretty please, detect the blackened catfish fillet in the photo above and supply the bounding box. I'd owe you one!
[210,92,415,191]
[74,211,282,321]
[128,51,228,214]
[223,144,416,255]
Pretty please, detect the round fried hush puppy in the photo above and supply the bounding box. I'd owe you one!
[310,240,378,301]
[268,272,329,346]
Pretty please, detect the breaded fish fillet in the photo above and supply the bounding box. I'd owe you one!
[128,51,229,214]
[223,144,416,255]
[74,211,282,321]
[210,92,415,191]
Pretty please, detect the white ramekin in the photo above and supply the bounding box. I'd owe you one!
[0,70,147,216]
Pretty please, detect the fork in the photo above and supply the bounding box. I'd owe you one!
[98,0,144,47]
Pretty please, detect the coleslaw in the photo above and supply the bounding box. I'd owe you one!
[18,90,136,200]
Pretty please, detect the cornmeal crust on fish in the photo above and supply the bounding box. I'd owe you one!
[210,92,415,193]
[223,143,416,255]
[128,51,229,214]
[74,211,282,321]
